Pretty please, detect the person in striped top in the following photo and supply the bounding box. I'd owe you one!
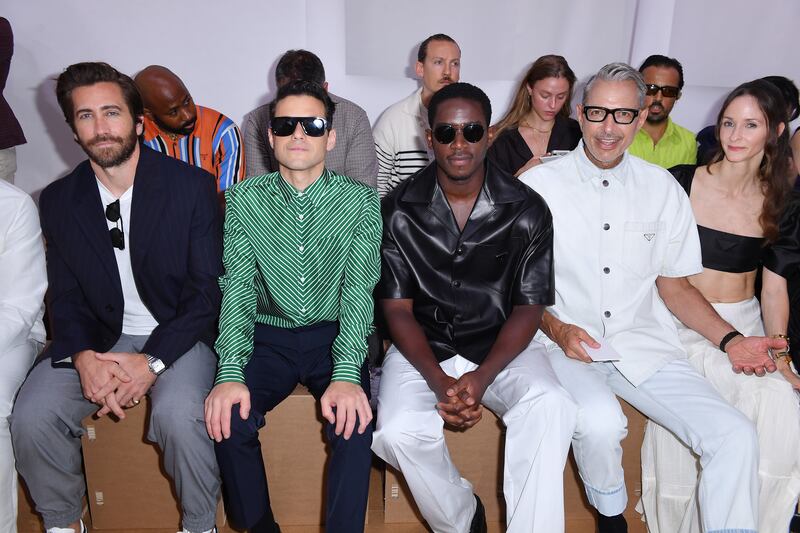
[205,80,380,533]
[136,65,244,192]
[373,33,461,197]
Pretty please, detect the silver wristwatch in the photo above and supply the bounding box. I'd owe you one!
[145,354,166,376]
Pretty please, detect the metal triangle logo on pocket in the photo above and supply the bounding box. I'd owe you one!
[643,233,655,241]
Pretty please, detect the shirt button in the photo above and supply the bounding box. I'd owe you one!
[604,310,611,318]
[456,246,464,255]
[603,223,610,230]
[298,245,304,252]
[602,179,609,187]
[453,280,461,288]
[301,307,307,313]
[299,276,305,283]
[603,267,610,274]
[298,214,304,221]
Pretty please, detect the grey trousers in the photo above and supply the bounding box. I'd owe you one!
[10,335,220,532]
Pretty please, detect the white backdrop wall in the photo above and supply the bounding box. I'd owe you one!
[4,0,797,196]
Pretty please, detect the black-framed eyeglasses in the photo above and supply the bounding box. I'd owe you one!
[645,84,680,98]
[582,106,640,125]
[432,123,486,144]
[105,199,125,250]
[270,116,329,137]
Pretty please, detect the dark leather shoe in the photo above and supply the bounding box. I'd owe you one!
[469,494,487,533]
[597,512,627,533]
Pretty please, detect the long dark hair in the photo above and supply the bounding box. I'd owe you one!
[708,79,793,242]
[493,55,576,137]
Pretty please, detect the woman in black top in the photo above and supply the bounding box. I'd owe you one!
[640,80,799,533]
[488,55,580,176]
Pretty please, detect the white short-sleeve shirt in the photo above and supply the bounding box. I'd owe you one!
[520,143,702,386]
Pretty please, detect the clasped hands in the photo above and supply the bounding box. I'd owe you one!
[432,371,490,429]
[74,349,157,419]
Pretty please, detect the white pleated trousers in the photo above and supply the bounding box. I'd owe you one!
[372,342,577,533]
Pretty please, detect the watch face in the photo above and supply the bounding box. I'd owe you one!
[147,356,166,375]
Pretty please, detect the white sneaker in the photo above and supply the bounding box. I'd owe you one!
[47,519,87,533]
[178,527,216,533]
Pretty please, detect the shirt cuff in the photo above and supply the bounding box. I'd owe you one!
[330,360,362,385]
[215,362,245,385]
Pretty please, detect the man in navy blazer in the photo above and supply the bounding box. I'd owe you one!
[10,62,223,533]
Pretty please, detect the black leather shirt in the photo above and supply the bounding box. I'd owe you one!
[378,161,554,365]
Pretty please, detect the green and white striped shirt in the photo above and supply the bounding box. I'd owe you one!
[215,169,381,385]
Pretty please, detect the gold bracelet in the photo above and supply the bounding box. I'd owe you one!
[770,334,792,364]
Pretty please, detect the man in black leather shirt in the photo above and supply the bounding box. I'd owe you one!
[371,82,578,533]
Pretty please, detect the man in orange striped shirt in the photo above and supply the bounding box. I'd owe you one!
[136,65,244,192]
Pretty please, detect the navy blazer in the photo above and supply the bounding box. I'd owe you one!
[39,145,223,367]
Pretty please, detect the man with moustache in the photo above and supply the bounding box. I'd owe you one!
[372,82,577,533]
[205,80,380,533]
[628,55,697,168]
[520,62,783,533]
[11,62,222,533]
[373,33,461,196]
[136,65,245,192]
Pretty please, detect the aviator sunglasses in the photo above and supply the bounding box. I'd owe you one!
[432,123,486,144]
[270,116,329,137]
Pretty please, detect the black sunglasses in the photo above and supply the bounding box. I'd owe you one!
[432,123,485,144]
[582,106,640,125]
[645,84,680,98]
[271,116,329,137]
[105,199,125,250]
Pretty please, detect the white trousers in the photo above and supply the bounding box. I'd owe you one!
[549,351,760,533]
[0,339,40,533]
[372,343,577,533]
[639,298,800,533]
[0,148,16,184]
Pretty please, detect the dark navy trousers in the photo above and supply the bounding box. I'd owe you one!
[214,322,372,532]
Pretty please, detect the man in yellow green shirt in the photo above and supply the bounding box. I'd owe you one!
[629,55,697,168]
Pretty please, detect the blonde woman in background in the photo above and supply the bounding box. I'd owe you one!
[488,55,581,176]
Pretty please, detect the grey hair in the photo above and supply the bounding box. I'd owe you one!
[582,62,646,108]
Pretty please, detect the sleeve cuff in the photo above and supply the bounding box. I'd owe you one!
[330,361,362,385]
[215,363,245,385]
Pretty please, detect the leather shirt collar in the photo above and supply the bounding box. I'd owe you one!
[400,159,527,206]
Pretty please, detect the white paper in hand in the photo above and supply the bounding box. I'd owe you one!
[582,340,621,362]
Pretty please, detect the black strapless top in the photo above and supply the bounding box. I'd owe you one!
[670,165,766,273]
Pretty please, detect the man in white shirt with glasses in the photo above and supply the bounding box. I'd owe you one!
[520,62,784,533]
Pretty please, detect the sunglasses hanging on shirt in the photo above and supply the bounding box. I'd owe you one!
[105,199,125,250]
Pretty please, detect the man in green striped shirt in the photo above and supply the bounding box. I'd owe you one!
[204,81,381,533]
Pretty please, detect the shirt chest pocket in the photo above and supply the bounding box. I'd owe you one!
[621,221,666,279]
[467,240,519,291]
